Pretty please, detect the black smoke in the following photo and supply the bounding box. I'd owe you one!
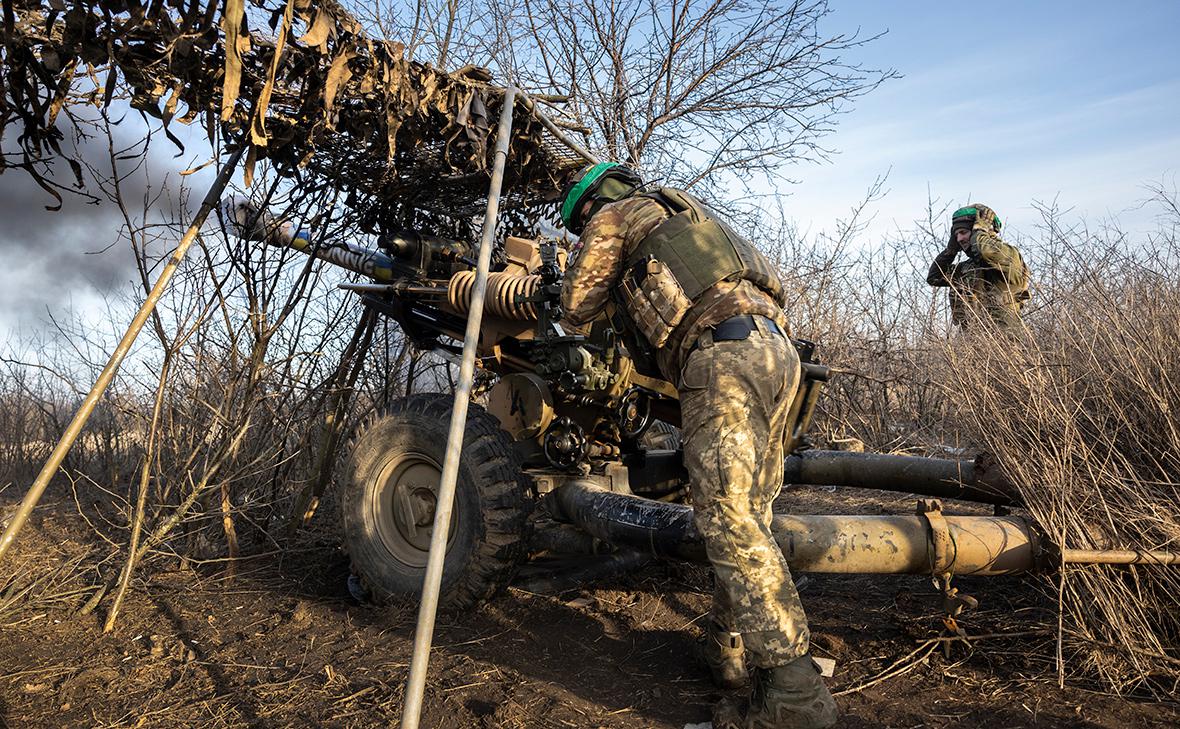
[0,112,214,333]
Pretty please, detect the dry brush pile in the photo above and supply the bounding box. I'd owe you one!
[940,196,1180,697]
[0,161,454,631]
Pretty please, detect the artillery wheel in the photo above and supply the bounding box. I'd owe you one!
[342,393,531,609]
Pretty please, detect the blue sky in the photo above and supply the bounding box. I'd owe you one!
[781,1,1180,240]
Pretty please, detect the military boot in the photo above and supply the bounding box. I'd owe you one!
[698,621,746,690]
[712,654,837,729]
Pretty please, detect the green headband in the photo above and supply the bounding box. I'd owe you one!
[561,162,621,229]
[952,206,1002,232]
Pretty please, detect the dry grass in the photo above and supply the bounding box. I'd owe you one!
[763,185,1180,694]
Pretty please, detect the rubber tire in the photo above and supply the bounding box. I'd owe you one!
[342,393,531,609]
[641,419,682,451]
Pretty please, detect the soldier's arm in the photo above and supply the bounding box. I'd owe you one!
[968,230,1016,267]
[561,204,629,327]
[967,230,1025,283]
[927,241,958,287]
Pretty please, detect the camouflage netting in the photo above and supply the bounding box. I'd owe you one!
[1,0,588,236]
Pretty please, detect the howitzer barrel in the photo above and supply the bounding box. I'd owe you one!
[784,450,1021,506]
[222,197,399,282]
[283,237,399,282]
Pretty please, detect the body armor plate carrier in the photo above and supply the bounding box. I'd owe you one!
[616,187,786,350]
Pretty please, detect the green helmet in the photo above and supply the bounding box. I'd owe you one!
[952,204,1002,234]
[559,162,643,234]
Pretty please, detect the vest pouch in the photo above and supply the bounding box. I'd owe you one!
[620,258,693,348]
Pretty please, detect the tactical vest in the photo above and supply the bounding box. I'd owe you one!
[627,188,785,304]
[612,188,786,352]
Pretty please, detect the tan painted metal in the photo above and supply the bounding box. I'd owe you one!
[1062,548,1180,565]
[770,513,1039,575]
[486,373,555,439]
[551,479,1050,575]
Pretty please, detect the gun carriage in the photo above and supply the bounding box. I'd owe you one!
[230,215,832,606]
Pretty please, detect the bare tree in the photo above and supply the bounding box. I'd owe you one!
[515,1,890,195]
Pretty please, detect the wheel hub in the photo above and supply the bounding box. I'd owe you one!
[395,483,439,540]
[373,453,457,567]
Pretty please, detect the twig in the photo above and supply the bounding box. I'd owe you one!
[833,642,939,696]
[917,630,1052,645]
[104,354,171,633]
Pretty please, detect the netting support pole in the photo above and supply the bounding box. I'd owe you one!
[0,147,244,564]
[400,86,517,729]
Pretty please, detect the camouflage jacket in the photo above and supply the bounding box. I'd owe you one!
[562,195,785,381]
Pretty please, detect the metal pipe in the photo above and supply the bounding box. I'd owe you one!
[340,282,448,296]
[0,146,245,564]
[770,512,1035,575]
[1063,549,1180,565]
[519,92,600,165]
[223,198,401,282]
[550,481,1180,573]
[400,86,517,729]
[784,450,1020,506]
[549,480,700,559]
[338,283,396,294]
[289,238,398,282]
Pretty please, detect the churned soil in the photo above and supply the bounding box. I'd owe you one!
[2,485,1177,728]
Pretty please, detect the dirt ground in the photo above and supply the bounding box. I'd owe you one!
[2,485,1177,729]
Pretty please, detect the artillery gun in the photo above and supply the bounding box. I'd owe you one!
[225,203,829,606]
[3,4,1173,706]
[227,202,1180,616]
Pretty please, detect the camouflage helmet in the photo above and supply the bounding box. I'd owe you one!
[952,203,1002,235]
[559,162,643,234]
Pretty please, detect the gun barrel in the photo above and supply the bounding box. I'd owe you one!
[223,198,400,282]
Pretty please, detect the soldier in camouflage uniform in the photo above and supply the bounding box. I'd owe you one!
[928,204,1030,330]
[559,162,837,729]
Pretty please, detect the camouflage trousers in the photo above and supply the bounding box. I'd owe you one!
[678,328,809,669]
